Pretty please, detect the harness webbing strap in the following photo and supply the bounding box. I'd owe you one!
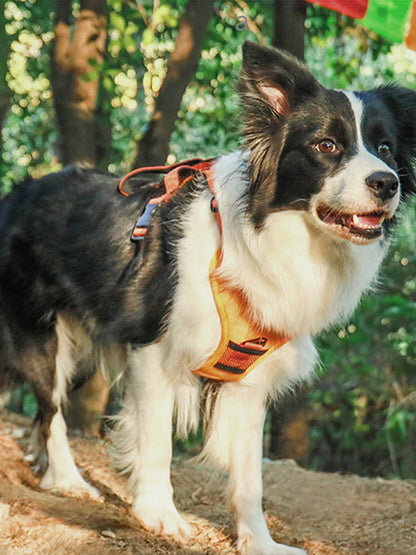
[118,159,217,242]
[118,158,210,197]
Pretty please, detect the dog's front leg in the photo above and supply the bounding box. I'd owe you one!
[113,344,191,540]
[208,383,306,555]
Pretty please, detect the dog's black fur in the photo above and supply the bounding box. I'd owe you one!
[0,168,200,346]
[0,166,206,447]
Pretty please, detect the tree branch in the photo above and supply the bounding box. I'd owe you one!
[134,0,215,168]
[273,0,306,60]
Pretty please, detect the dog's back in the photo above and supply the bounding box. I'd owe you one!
[0,167,176,349]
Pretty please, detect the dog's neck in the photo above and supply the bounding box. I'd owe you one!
[212,152,387,337]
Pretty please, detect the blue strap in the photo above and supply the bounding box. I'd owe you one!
[131,202,159,241]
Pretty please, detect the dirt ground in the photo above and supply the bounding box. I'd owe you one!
[0,409,415,555]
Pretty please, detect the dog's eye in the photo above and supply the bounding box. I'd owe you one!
[314,139,338,154]
[378,143,391,157]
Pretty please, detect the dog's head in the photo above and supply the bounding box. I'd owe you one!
[240,41,416,244]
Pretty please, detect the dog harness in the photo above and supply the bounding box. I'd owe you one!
[119,160,289,381]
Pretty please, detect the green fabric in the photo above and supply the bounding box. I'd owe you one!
[362,0,412,43]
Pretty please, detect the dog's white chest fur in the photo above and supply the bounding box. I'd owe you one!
[167,151,387,384]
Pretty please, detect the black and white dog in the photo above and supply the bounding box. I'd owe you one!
[1,41,416,555]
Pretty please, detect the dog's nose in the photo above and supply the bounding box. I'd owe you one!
[365,172,399,201]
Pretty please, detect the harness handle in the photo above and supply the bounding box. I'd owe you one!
[118,157,220,242]
[118,158,211,197]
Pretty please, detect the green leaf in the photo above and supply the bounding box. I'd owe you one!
[123,34,136,53]
[111,12,126,33]
[80,70,99,82]
[142,27,154,46]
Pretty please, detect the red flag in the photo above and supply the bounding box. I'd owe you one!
[405,1,416,50]
[306,0,369,19]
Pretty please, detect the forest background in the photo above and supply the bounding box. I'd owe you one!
[1,0,416,481]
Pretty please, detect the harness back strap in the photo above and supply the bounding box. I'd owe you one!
[119,159,215,241]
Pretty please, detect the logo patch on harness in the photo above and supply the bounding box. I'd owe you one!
[214,339,268,375]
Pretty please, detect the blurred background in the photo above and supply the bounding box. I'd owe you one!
[1,0,415,480]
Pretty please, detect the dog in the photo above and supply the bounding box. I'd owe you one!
[1,40,415,555]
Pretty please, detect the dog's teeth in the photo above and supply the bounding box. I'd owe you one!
[351,213,383,229]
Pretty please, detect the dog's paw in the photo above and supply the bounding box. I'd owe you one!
[237,535,307,555]
[26,450,49,474]
[132,497,191,541]
[40,469,100,499]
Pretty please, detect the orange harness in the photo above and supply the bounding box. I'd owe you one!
[119,160,289,381]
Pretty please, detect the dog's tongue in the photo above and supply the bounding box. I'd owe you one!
[351,214,382,229]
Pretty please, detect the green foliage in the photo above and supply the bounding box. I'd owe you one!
[6,382,37,418]
[1,1,56,191]
[0,0,270,180]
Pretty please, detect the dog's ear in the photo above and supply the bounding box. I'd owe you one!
[239,41,321,130]
[376,86,416,198]
[238,42,322,225]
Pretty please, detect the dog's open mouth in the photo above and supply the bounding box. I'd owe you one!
[316,206,387,241]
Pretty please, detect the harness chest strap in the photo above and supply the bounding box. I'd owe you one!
[192,248,290,381]
[119,159,290,381]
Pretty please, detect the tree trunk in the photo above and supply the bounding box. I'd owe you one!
[267,393,310,465]
[134,0,215,168]
[66,372,109,437]
[51,0,108,166]
[0,4,11,163]
[273,0,306,60]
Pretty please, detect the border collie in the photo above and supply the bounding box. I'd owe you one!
[1,41,415,555]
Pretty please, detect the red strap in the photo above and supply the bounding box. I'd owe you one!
[203,167,222,236]
[119,158,222,240]
[118,158,211,197]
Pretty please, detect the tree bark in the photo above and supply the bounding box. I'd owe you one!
[267,393,310,465]
[0,4,11,162]
[134,0,215,168]
[51,0,108,166]
[66,372,109,436]
[273,0,306,60]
